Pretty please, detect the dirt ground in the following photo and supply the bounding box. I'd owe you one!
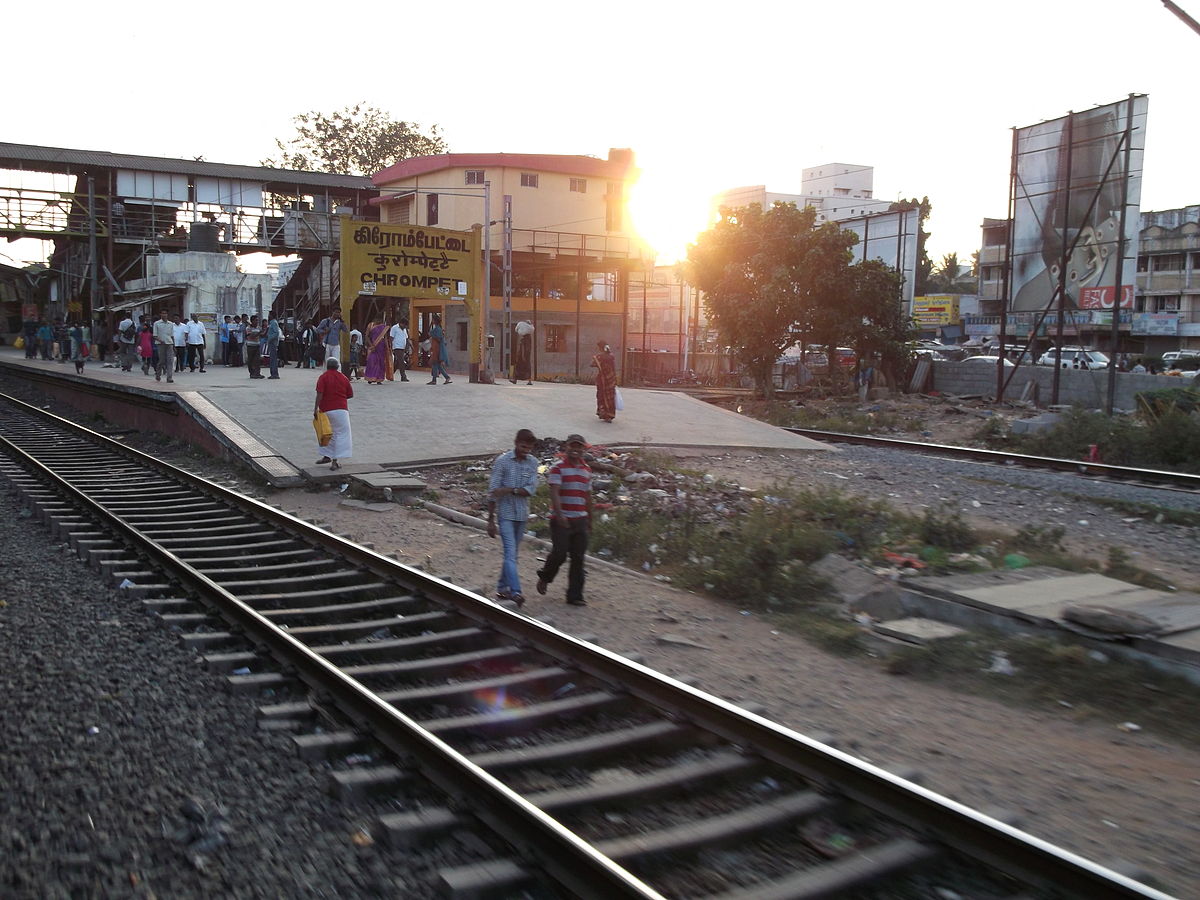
[260,415,1200,895]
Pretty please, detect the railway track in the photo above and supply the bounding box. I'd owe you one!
[784,428,1200,494]
[0,391,1174,899]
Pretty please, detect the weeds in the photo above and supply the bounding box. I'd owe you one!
[884,632,1200,747]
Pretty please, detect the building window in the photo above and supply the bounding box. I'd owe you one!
[456,321,468,351]
[388,198,412,225]
[1155,295,1181,312]
[545,324,567,353]
[1137,256,1150,272]
[426,193,439,226]
[570,178,587,193]
[1191,251,1200,271]
[1154,253,1183,272]
[465,170,485,185]
[521,173,539,188]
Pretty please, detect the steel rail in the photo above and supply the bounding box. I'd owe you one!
[0,392,1173,899]
[0,396,665,900]
[785,427,1200,491]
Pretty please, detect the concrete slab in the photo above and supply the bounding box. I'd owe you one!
[874,618,967,645]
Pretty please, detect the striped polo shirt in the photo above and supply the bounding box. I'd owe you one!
[548,459,592,518]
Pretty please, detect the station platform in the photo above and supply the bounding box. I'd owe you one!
[0,347,832,483]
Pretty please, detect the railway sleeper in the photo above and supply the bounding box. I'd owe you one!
[217,570,377,594]
[379,751,761,849]
[195,557,340,578]
[329,764,411,802]
[708,835,940,900]
[421,690,629,738]
[276,610,456,643]
[340,645,529,681]
[470,720,701,773]
[240,582,399,609]
[172,539,314,558]
[258,594,426,624]
[314,625,494,662]
[438,790,837,897]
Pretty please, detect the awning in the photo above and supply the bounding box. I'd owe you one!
[95,285,186,313]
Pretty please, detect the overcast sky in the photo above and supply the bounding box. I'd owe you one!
[3,0,1197,268]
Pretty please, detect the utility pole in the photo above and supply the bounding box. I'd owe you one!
[1162,0,1200,37]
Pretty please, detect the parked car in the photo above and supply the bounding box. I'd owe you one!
[1161,350,1200,369]
[963,354,1015,368]
[1036,347,1111,369]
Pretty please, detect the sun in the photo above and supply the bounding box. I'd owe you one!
[626,169,716,266]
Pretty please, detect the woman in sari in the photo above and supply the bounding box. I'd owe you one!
[591,341,617,422]
[426,313,451,385]
[363,320,393,384]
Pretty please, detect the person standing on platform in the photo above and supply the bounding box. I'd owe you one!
[172,315,188,374]
[486,428,540,607]
[22,316,38,359]
[244,315,264,378]
[228,315,245,368]
[389,317,411,382]
[514,320,534,384]
[314,358,353,471]
[265,311,282,379]
[427,312,451,384]
[152,309,175,383]
[186,315,207,372]
[137,322,154,375]
[363,320,393,384]
[347,325,364,381]
[218,315,231,365]
[536,434,593,606]
[591,342,617,423]
[296,319,314,368]
[69,321,90,375]
[318,312,347,363]
[116,313,138,372]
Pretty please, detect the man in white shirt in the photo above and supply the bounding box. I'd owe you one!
[186,315,208,372]
[172,316,188,374]
[389,317,411,382]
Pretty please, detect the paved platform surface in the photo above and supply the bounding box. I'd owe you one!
[0,347,832,474]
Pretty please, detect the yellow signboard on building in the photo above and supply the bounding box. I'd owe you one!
[339,218,476,300]
[912,294,959,326]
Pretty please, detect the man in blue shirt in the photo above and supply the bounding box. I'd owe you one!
[266,311,282,379]
[486,429,540,607]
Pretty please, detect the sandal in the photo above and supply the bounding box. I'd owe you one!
[510,593,526,608]
[315,456,331,464]
[330,461,341,470]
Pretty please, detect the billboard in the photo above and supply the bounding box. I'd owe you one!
[912,294,959,326]
[340,218,475,300]
[1010,96,1147,313]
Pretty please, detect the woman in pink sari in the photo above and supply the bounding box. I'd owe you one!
[363,320,393,384]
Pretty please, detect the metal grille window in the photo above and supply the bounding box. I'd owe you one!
[569,178,587,193]
[465,170,485,185]
[1154,295,1181,312]
[545,324,567,353]
[520,173,539,188]
[426,193,439,226]
[1154,253,1184,272]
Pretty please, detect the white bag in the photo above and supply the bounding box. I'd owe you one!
[614,388,625,411]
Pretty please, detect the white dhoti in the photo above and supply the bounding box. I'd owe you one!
[321,408,353,460]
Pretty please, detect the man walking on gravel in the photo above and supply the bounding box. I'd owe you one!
[486,428,541,607]
[537,434,593,606]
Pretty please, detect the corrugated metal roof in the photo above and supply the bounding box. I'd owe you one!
[0,142,374,193]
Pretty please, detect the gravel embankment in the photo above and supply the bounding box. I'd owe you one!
[0,490,474,898]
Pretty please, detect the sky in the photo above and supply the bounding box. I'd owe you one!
[3,0,1198,270]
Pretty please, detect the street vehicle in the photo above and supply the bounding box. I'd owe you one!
[1036,347,1110,369]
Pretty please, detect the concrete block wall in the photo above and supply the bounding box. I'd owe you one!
[932,361,1190,409]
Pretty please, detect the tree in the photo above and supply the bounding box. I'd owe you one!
[928,251,978,294]
[686,202,857,397]
[263,103,448,176]
[841,259,913,387]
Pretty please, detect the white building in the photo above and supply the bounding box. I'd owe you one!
[713,164,918,308]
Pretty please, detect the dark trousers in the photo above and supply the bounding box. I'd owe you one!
[175,346,186,372]
[247,344,262,376]
[538,517,589,603]
[187,342,205,370]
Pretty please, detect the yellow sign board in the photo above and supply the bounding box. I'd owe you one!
[340,218,475,300]
[912,294,959,326]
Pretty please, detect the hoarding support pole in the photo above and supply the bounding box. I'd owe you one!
[1106,95,1136,415]
[1050,112,1076,407]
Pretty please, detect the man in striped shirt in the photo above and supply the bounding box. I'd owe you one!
[536,434,593,606]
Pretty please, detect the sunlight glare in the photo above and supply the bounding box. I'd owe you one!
[627,169,716,266]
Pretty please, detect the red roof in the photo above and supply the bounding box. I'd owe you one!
[372,150,635,185]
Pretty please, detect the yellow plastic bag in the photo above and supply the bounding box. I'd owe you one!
[313,411,333,446]
[13,336,24,350]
